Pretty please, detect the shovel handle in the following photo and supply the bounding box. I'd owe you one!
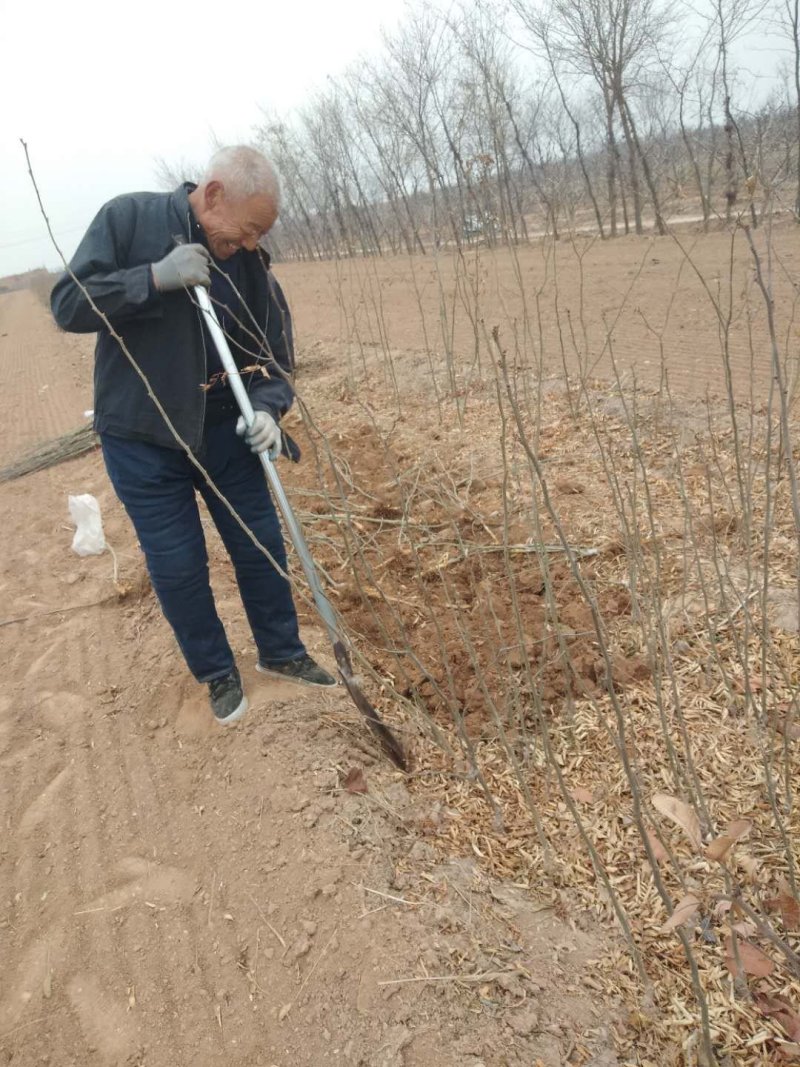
[194,285,339,645]
[194,284,407,770]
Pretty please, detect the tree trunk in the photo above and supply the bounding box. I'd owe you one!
[620,94,666,235]
[790,0,800,219]
[604,100,619,236]
[617,97,644,233]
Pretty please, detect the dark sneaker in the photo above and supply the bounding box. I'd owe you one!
[209,667,248,724]
[256,653,337,688]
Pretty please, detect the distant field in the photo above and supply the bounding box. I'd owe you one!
[277,217,800,403]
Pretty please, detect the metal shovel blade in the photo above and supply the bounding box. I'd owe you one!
[194,284,407,771]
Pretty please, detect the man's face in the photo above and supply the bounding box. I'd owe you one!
[198,181,277,260]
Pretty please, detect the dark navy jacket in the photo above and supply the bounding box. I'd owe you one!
[50,183,295,452]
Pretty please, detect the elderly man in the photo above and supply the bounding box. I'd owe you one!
[51,145,336,725]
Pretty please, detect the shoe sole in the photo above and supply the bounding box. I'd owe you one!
[256,663,338,688]
[214,695,249,725]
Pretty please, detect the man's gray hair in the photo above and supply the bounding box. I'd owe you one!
[202,146,281,208]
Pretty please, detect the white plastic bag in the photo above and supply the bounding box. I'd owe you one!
[68,494,107,556]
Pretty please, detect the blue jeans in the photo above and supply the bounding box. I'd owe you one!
[101,420,306,682]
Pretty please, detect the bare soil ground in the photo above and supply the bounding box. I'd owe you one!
[0,288,625,1067]
[2,218,799,1066]
[275,217,800,403]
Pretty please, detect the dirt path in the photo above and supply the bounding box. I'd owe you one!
[0,293,624,1066]
[0,290,93,466]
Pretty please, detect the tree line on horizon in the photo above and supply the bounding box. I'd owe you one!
[234,0,800,260]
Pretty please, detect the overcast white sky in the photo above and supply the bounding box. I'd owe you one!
[0,0,408,277]
[1,0,790,278]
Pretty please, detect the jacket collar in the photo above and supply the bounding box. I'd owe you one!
[168,183,195,244]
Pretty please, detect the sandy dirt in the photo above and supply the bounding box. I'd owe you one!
[276,217,800,403]
[3,213,795,1064]
[0,288,626,1066]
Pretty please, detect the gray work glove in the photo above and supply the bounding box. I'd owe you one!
[236,411,281,460]
[151,244,211,291]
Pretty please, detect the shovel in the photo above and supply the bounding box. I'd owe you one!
[195,284,407,771]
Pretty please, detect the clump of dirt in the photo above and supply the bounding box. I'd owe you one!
[288,419,651,736]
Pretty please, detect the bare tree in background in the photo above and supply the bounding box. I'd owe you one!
[543,0,672,234]
[153,155,201,190]
[777,0,800,217]
[450,1,530,245]
[238,0,796,259]
[510,1,608,236]
[656,15,721,229]
[707,0,773,225]
[379,12,461,250]
[256,118,327,259]
[342,65,428,254]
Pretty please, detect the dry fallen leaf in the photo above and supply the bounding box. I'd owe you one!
[706,836,733,862]
[726,818,752,840]
[754,991,800,1042]
[644,826,668,863]
[706,818,752,862]
[779,879,800,930]
[773,706,800,740]
[555,478,585,494]
[343,767,368,795]
[767,877,800,931]
[652,793,702,851]
[737,853,761,880]
[662,893,700,932]
[730,921,757,938]
[714,899,733,920]
[723,936,775,978]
